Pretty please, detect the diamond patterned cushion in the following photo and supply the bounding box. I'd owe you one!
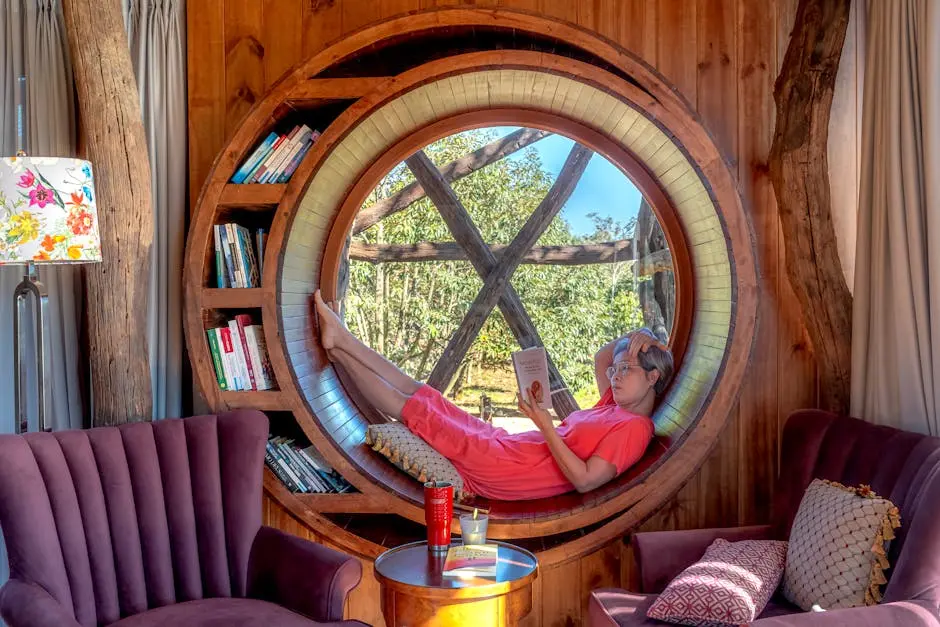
[782,479,901,611]
[646,538,788,627]
[365,423,468,500]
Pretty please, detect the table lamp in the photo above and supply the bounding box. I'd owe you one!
[0,154,101,433]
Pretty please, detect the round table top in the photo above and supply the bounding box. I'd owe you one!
[374,541,538,591]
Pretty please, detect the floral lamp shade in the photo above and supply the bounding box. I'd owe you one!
[0,156,101,264]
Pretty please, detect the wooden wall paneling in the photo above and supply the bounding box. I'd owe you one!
[262,0,304,91]
[584,0,620,43]
[187,0,226,208]
[656,0,697,103]
[579,543,621,620]
[378,0,418,20]
[342,0,377,32]
[774,0,818,451]
[301,0,344,60]
[224,0,265,137]
[691,0,739,530]
[517,572,542,627]
[499,0,539,12]
[537,0,577,24]
[620,0,658,67]
[734,0,778,527]
[620,539,640,592]
[539,560,582,627]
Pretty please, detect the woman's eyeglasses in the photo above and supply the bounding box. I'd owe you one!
[606,363,639,379]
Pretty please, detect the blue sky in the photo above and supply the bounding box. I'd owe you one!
[486,126,643,236]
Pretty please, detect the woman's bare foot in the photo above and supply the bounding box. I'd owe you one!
[314,289,346,352]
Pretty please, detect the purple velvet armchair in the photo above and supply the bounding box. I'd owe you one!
[590,409,940,626]
[0,410,368,627]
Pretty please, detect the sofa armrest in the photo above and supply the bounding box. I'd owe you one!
[753,600,940,626]
[247,525,362,622]
[633,524,773,593]
[0,579,82,627]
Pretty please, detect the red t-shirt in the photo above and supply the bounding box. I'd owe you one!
[401,385,654,501]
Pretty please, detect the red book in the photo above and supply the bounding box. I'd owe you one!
[234,314,257,390]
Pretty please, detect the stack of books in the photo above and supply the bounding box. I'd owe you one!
[265,436,354,494]
[213,223,264,288]
[206,314,275,391]
[231,125,320,184]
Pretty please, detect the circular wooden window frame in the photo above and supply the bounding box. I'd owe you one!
[320,108,694,385]
[184,8,757,563]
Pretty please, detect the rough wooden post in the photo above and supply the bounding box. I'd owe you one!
[769,0,852,414]
[62,0,154,425]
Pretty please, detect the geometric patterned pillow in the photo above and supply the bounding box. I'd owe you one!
[365,422,468,500]
[782,479,901,611]
[646,538,789,627]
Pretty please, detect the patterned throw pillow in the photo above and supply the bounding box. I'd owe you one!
[646,538,789,627]
[365,423,468,500]
[782,479,901,610]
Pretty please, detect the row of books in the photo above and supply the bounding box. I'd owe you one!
[206,314,275,391]
[265,436,354,494]
[231,125,321,184]
[214,223,264,288]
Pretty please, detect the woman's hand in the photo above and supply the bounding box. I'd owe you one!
[625,330,667,359]
[518,388,555,433]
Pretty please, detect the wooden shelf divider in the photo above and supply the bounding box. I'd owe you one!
[220,389,288,411]
[201,287,266,309]
[219,184,286,207]
[286,77,391,103]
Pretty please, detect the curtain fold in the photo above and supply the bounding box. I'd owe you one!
[124,0,186,420]
[851,0,940,435]
[0,0,83,606]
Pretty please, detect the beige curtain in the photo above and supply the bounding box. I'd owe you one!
[124,0,187,419]
[851,0,940,435]
[0,0,83,602]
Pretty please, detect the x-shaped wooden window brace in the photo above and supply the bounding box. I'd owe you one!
[405,144,593,418]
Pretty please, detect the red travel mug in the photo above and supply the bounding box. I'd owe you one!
[424,480,454,554]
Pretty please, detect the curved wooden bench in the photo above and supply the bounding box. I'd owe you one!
[183,8,757,563]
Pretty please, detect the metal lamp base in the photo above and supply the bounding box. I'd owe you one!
[13,261,48,434]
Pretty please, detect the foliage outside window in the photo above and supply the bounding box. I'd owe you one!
[346,128,674,425]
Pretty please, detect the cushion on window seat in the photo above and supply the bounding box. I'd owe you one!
[365,422,468,500]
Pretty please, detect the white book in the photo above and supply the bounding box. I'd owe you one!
[227,320,253,390]
[257,126,300,183]
[244,325,273,390]
[511,346,551,410]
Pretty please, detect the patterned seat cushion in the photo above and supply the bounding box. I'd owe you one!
[645,538,789,627]
[781,479,901,611]
[365,422,468,500]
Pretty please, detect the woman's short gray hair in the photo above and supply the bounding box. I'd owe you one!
[612,328,675,398]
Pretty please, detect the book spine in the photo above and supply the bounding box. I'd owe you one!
[237,226,260,288]
[244,326,272,390]
[242,139,277,184]
[234,314,258,391]
[255,228,265,276]
[256,126,299,183]
[247,325,276,389]
[232,131,278,183]
[265,441,302,492]
[227,320,252,390]
[278,132,317,182]
[213,225,226,288]
[249,135,286,183]
[282,442,326,492]
[217,327,239,390]
[271,438,308,492]
[218,224,238,288]
[269,126,312,181]
[224,224,244,288]
[206,329,228,390]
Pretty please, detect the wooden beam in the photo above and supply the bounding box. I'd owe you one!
[769,0,852,414]
[354,128,551,234]
[423,144,593,399]
[287,77,392,101]
[62,0,153,425]
[405,150,581,417]
[348,239,673,275]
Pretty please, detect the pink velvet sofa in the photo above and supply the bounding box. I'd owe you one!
[589,409,940,626]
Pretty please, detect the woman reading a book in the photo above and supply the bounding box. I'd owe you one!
[315,290,673,501]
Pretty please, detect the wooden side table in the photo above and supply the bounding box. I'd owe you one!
[374,540,539,626]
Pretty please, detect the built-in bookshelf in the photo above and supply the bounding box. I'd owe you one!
[265,434,354,494]
[213,222,265,288]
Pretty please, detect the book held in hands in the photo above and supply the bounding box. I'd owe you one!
[442,543,499,577]
[511,346,551,410]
